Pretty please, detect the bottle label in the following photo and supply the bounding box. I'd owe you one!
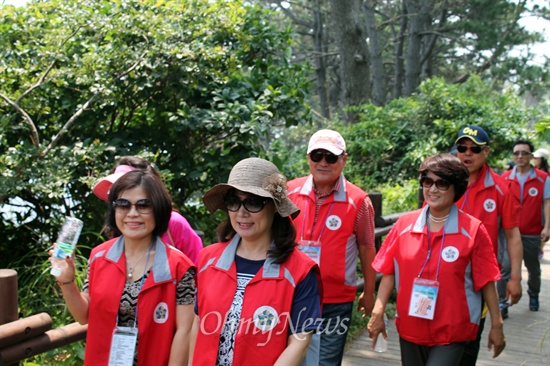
[54,217,83,259]
[53,242,74,259]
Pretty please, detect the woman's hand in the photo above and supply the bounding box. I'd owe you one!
[367,309,387,350]
[48,245,77,283]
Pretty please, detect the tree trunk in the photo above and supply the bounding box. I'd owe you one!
[364,0,387,106]
[404,0,430,96]
[393,2,407,99]
[312,0,331,119]
[330,0,371,124]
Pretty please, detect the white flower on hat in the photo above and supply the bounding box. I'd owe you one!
[262,173,288,202]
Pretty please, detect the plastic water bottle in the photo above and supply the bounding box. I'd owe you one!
[374,313,388,352]
[50,217,83,276]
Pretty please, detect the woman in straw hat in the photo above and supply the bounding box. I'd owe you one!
[190,158,322,366]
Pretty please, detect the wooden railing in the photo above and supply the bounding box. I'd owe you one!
[0,269,87,365]
[0,191,420,365]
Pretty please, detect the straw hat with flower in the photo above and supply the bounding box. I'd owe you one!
[202,158,299,219]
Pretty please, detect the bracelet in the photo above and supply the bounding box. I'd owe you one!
[57,278,75,286]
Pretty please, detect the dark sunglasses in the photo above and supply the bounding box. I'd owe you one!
[224,196,268,213]
[309,149,342,164]
[456,145,485,154]
[420,177,452,191]
[112,199,153,214]
[512,150,531,157]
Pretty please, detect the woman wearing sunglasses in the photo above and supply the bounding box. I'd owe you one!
[191,158,322,366]
[53,170,196,365]
[367,154,505,365]
[93,155,203,266]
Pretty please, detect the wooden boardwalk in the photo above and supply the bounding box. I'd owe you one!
[343,244,550,366]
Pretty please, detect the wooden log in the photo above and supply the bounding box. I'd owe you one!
[0,322,87,365]
[0,313,52,349]
[0,270,18,326]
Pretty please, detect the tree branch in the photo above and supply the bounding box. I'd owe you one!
[40,52,147,157]
[0,92,41,149]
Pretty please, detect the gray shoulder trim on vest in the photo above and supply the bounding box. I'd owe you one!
[200,257,216,273]
[283,267,296,288]
[215,235,240,270]
[89,249,106,264]
[151,237,172,283]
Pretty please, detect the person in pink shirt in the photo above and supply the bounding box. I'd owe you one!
[93,156,203,265]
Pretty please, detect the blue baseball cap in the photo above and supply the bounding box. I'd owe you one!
[455,125,489,146]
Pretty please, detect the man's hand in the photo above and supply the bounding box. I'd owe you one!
[505,278,522,306]
[357,291,374,318]
[487,325,506,358]
[541,227,549,242]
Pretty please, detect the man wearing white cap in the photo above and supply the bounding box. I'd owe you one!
[288,129,376,365]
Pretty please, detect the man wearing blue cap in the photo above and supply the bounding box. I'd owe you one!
[453,126,523,366]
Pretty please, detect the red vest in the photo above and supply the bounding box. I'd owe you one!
[85,237,194,366]
[502,167,547,235]
[288,175,368,303]
[455,164,516,255]
[193,235,320,366]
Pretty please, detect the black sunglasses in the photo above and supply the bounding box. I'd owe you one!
[113,199,153,214]
[224,196,268,213]
[512,150,531,157]
[456,145,485,154]
[420,177,452,191]
[309,149,342,164]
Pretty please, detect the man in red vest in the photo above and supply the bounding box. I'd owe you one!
[288,129,376,365]
[501,140,550,312]
[453,125,523,366]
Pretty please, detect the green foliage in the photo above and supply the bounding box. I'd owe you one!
[535,117,550,140]
[0,0,311,255]
[377,180,420,215]
[0,0,311,361]
[343,76,540,190]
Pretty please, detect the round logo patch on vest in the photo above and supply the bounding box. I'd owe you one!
[529,187,538,197]
[483,199,496,213]
[441,246,459,263]
[253,306,279,331]
[154,302,169,324]
[325,215,342,231]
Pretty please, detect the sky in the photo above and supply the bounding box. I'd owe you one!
[1,0,548,62]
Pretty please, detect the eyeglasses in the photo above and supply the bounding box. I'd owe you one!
[113,199,153,214]
[224,196,268,213]
[420,177,452,191]
[309,150,342,164]
[512,151,531,157]
[456,145,485,154]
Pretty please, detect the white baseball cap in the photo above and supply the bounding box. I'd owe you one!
[307,129,346,155]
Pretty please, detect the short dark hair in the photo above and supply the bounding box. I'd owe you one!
[512,140,534,153]
[107,170,173,237]
[419,154,469,202]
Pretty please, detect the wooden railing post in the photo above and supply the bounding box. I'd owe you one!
[0,270,18,326]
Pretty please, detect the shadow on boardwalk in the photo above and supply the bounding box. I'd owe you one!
[343,244,550,366]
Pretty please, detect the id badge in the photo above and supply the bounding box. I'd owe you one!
[108,326,138,366]
[298,240,321,265]
[408,278,439,320]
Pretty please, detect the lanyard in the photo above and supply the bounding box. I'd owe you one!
[417,215,445,281]
[299,197,335,242]
[118,240,154,329]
